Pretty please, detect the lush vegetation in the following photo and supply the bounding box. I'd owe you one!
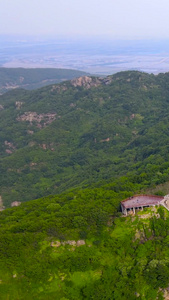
[0,185,169,299]
[0,67,89,94]
[1,71,169,206]
[1,70,169,298]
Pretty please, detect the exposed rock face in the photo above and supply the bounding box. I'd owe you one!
[100,137,110,143]
[51,241,61,247]
[130,114,135,120]
[4,141,15,148]
[163,288,169,300]
[40,143,47,150]
[51,240,86,247]
[50,76,112,92]
[4,141,16,154]
[62,240,77,246]
[29,162,37,167]
[51,85,67,93]
[4,83,19,89]
[71,76,102,89]
[70,103,76,107]
[39,143,55,151]
[0,196,4,211]
[102,77,113,85]
[11,201,21,207]
[27,130,34,135]
[5,149,13,154]
[0,105,4,111]
[76,240,86,247]
[17,112,57,128]
[15,101,23,109]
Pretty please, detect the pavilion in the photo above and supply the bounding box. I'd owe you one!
[121,194,164,215]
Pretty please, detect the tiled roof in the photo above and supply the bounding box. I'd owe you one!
[121,194,164,209]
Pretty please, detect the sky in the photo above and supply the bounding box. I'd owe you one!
[0,0,169,39]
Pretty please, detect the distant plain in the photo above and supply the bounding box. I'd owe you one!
[1,36,169,74]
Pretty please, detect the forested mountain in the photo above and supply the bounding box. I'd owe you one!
[2,70,169,299]
[0,67,89,94]
[1,187,169,300]
[1,71,169,206]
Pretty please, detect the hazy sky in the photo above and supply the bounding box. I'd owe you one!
[1,0,169,39]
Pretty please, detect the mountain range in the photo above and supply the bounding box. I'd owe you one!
[1,69,169,299]
[0,67,89,94]
[1,70,169,206]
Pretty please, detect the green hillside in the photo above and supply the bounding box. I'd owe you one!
[0,185,169,299]
[1,70,169,299]
[0,67,89,94]
[1,71,169,206]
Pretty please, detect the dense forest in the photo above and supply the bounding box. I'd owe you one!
[0,67,89,94]
[2,70,169,298]
[1,71,169,206]
[0,184,169,299]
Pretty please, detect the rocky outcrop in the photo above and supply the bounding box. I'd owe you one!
[17,112,57,128]
[51,240,86,248]
[0,196,5,211]
[27,130,34,135]
[11,201,21,207]
[130,114,135,120]
[0,105,4,111]
[62,240,77,246]
[160,194,169,212]
[50,76,112,92]
[4,141,16,154]
[51,85,68,93]
[71,76,102,89]
[100,137,110,143]
[76,240,86,246]
[39,143,55,151]
[102,77,113,85]
[162,288,169,300]
[71,76,112,89]
[70,103,76,107]
[51,241,61,247]
[15,101,23,109]
[5,149,13,154]
[29,162,37,167]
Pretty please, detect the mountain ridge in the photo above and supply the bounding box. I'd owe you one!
[0,67,90,94]
[1,70,169,206]
[1,70,169,299]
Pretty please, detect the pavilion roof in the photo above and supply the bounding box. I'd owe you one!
[121,194,164,209]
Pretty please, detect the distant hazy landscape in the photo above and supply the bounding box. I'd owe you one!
[2,36,169,74]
